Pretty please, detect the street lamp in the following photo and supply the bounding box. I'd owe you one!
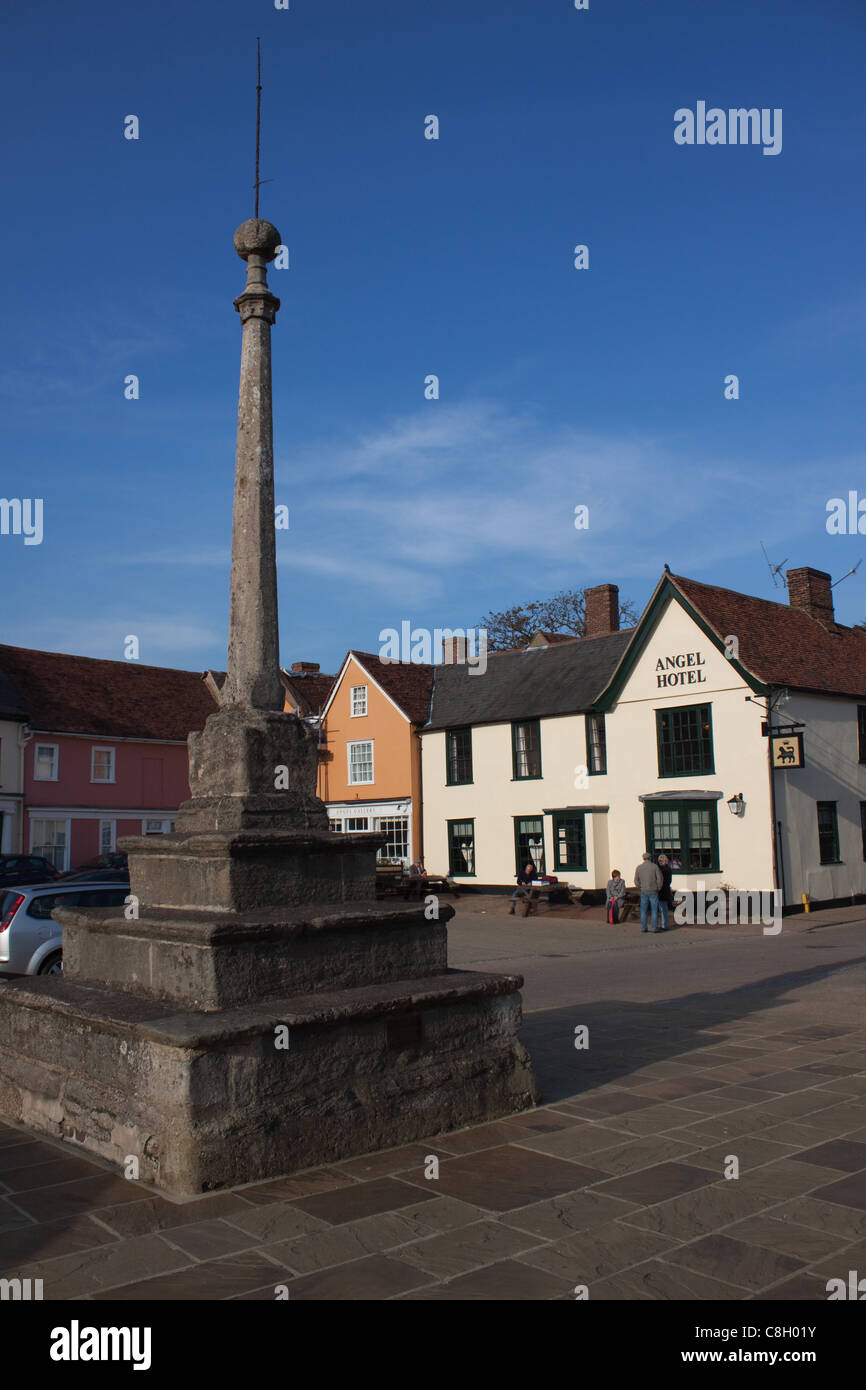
[727,793,745,816]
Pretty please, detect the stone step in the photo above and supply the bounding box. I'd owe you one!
[54,898,453,1010]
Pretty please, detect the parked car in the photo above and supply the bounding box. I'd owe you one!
[0,879,131,977]
[0,854,61,891]
[57,852,129,884]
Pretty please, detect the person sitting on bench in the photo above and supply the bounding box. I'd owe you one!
[509,862,537,916]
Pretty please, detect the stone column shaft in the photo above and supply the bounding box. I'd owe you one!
[224,244,283,711]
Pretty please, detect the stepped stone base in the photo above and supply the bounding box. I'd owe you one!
[0,964,536,1195]
[0,706,538,1195]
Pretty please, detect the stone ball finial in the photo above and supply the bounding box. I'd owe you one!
[233,219,282,262]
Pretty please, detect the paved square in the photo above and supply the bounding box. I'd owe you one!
[1,898,865,1300]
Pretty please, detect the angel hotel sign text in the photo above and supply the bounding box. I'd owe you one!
[656,652,707,688]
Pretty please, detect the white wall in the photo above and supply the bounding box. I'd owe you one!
[774,692,866,905]
[606,596,773,893]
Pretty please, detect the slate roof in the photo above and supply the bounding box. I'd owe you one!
[348,652,434,726]
[425,630,633,730]
[670,574,866,700]
[0,645,217,740]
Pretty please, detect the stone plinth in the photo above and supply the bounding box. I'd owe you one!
[58,901,449,1010]
[118,829,379,914]
[0,954,536,1195]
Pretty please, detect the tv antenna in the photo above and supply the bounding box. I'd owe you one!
[831,559,862,588]
[253,37,272,218]
[760,542,787,589]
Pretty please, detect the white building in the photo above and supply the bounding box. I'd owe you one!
[421,569,866,911]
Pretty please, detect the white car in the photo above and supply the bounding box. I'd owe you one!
[0,880,130,976]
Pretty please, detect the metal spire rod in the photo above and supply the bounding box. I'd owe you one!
[254,37,262,219]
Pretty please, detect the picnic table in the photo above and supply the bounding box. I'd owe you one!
[514,880,577,916]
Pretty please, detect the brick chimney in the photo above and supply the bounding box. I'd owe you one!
[786,568,835,626]
[291,661,320,674]
[442,636,468,664]
[584,584,619,638]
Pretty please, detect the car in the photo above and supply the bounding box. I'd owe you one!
[0,879,131,977]
[0,854,61,891]
[57,852,129,883]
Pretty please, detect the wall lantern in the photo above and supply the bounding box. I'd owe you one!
[727,793,746,816]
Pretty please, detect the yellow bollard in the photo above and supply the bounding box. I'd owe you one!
[802,892,810,914]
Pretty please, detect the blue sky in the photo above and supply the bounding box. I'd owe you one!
[1,0,865,674]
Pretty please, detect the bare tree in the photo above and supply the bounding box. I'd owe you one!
[478,588,640,652]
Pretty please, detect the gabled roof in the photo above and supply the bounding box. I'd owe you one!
[425,630,633,731]
[597,572,866,707]
[324,651,434,726]
[0,645,217,740]
[280,668,336,718]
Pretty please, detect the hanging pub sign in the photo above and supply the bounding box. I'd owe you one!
[771,733,804,768]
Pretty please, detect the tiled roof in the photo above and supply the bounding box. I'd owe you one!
[425,630,633,730]
[349,652,435,725]
[0,645,217,740]
[0,664,27,721]
[670,574,866,699]
[282,671,336,716]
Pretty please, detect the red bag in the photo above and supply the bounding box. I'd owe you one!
[608,904,615,924]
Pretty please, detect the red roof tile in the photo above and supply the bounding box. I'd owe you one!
[348,652,434,725]
[0,645,217,740]
[670,574,866,699]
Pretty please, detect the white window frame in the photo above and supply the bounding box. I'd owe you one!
[91,746,116,784]
[347,740,374,785]
[33,743,59,782]
[142,818,175,835]
[350,685,368,717]
[99,818,117,854]
[29,816,71,872]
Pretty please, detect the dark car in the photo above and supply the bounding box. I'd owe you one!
[0,854,61,890]
[57,852,129,884]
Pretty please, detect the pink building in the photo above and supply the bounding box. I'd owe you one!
[0,645,216,871]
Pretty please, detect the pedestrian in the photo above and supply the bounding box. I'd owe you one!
[634,852,663,933]
[509,862,536,916]
[656,854,673,931]
[605,869,626,924]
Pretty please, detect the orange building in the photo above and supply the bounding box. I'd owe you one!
[317,651,433,865]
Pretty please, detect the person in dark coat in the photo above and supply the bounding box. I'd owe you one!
[509,862,536,916]
[657,853,673,931]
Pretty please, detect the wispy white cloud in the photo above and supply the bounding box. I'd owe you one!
[2,617,220,664]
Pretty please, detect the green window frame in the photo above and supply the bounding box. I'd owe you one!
[513,817,545,876]
[858,708,866,763]
[512,720,542,780]
[447,819,475,876]
[817,802,840,865]
[586,713,607,775]
[445,728,473,785]
[860,803,866,862]
[656,703,714,777]
[644,799,720,873]
[552,812,587,871]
